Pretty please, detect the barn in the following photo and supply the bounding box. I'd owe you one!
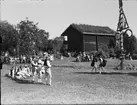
[61,23,116,52]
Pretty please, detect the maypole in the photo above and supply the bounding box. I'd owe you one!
[116,0,133,70]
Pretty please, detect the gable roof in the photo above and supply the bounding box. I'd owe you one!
[71,23,116,35]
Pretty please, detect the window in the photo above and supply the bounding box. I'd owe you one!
[64,36,68,41]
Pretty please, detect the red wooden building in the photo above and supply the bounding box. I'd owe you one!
[61,23,116,52]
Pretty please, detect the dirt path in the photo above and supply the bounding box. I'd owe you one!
[1,59,137,104]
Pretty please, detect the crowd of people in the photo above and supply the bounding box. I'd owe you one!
[76,52,92,62]
[8,52,52,86]
[3,51,108,86]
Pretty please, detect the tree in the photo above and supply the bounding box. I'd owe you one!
[123,33,130,54]
[0,21,18,56]
[52,36,64,52]
[108,38,115,49]
[116,33,137,55]
[129,35,137,55]
[17,18,49,55]
[46,36,64,53]
[47,39,54,52]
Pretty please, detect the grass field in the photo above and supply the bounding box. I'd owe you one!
[1,57,137,104]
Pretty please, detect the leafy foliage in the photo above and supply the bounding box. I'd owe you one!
[128,35,137,55]
[98,44,110,58]
[0,21,18,55]
[47,36,64,53]
[132,54,137,60]
[0,19,49,56]
[17,18,49,55]
[123,34,137,55]
[108,38,115,49]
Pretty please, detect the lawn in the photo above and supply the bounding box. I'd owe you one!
[1,58,137,104]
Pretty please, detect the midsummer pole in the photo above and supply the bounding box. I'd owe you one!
[116,0,133,70]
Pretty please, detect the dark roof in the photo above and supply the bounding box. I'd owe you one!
[71,23,116,35]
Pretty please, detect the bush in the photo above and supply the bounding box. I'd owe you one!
[109,48,116,58]
[98,44,110,58]
[97,49,109,58]
[132,54,137,60]
[133,50,137,54]
[115,50,121,58]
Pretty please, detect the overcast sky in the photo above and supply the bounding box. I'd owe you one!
[1,0,137,39]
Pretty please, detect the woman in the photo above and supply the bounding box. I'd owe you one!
[91,56,98,73]
[98,55,107,74]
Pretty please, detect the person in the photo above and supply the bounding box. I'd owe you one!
[30,56,38,82]
[35,57,44,83]
[16,65,31,79]
[8,66,16,78]
[0,55,4,70]
[91,56,98,73]
[44,54,52,86]
[98,55,107,74]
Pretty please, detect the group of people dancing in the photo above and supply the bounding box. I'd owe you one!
[91,54,107,74]
[8,52,52,86]
[31,52,52,85]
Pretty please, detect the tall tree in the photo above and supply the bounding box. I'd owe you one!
[129,35,137,54]
[47,36,64,53]
[52,36,64,52]
[17,18,49,55]
[0,21,18,55]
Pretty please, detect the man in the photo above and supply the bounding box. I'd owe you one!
[37,57,44,83]
[30,56,38,82]
[44,54,52,86]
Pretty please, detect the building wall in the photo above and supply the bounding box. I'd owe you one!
[97,35,115,50]
[62,26,115,52]
[62,26,83,52]
[83,35,96,51]
[83,34,115,52]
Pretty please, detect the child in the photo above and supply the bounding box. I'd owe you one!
[91,56,98,73]
[98,56,107,74]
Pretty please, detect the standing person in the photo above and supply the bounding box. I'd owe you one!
[98,55,107,74]
[37,57,44,83]
[91,56,98,73]
[0,54,4,70]
[30,56,38,82]
[44,54,52,86]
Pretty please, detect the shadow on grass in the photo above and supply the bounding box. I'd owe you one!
[52,65,75,68]
[72,60,77,62]
[5,74,45,85]
[73,72,99,74]
[73,71,137,77]
[102,72,137,77]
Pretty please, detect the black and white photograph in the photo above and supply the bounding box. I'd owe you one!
[1,0,137,104]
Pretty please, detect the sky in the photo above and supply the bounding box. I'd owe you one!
[1,0,137,39]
